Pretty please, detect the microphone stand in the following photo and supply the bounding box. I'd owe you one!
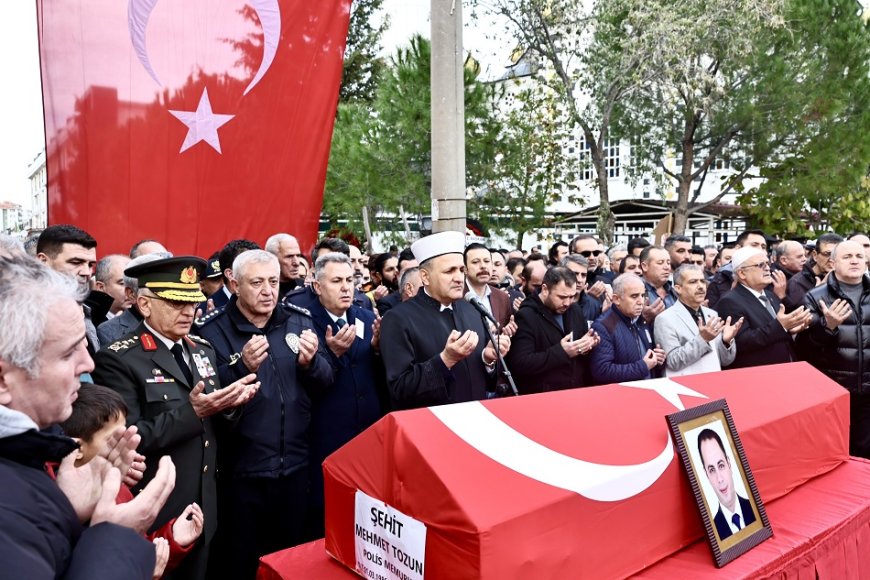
[479,313,519,397]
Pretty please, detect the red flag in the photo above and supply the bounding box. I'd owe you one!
[37,0,351,256]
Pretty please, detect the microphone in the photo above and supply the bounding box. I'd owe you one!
[464,291,497,325]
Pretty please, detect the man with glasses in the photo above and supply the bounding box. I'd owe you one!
[785,233,844,311]
[716,247,812,369]
[706,229,769,309]
[570,234,614,297]
[93,256,260,580]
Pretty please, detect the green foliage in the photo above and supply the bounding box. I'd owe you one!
[737,0,870,236]
[470,83,579,245]
[340,0,389,103]
[324,35,507,246]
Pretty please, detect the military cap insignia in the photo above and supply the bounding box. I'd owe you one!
[180,266,197,284]
[285,333,300,354]
[211,259,220,271]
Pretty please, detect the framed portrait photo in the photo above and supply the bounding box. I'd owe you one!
[666,399,772,567]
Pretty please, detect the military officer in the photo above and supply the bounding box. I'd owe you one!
[92,256,259,580]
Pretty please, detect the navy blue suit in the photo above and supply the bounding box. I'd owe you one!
[713,495,756,540]
[284,285,374,313]
[306,300,387,531]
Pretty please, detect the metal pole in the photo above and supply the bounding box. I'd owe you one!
[430,0,466,234]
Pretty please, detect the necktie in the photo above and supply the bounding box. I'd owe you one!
[170,343,194,385]
[335,317,347,333]
[441,307,455,331]
[759,295,777,319]
[731,513,742,530]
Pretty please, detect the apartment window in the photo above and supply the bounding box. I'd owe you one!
[605,140,620,178]
[579,138,620,179]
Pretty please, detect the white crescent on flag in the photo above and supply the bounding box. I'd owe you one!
[127,0,281,94]
[429,378,708,501]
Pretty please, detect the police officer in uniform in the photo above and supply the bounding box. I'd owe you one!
[92,256,260,580]
[195,250,334,578]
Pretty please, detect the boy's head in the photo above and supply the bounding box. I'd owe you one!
[60,383,128,466]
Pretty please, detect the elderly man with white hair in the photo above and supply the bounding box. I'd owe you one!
[265,232,304,299]
[716,246,813,369]
[0,254,176,579]
[195,249,334,578]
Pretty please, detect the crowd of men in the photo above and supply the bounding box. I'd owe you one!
[0,223,868,579]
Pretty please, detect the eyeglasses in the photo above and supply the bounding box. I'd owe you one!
[741,262,770,271]
[579,250,602,257]
[147,295,197,311]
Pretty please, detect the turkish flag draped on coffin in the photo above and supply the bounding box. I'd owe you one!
[37,0,351,256]
[324,362,850,579]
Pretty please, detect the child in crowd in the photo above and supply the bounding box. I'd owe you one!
[61,383,204,577]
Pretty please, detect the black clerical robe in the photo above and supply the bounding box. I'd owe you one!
[380,288,494,410]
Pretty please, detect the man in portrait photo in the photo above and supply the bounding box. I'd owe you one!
[697,427,757,541]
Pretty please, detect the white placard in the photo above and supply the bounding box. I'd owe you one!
[355,318,366,340]
[354,490,426,580]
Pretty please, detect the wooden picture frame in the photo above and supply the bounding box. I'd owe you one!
[666,399,772,567]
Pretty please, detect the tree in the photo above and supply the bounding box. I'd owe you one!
[323,35,505,248]
[340,0,389,103]
[588,0,788,236]
[481,0,655,244]
[735,0,870,236]
[470,81,579,247]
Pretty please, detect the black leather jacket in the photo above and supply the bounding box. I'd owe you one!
[800,273,870,394]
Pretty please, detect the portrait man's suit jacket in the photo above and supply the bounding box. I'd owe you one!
[713,494,757,540]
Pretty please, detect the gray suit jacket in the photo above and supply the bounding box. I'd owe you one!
[655,302,736,376]
[96,308,141,346]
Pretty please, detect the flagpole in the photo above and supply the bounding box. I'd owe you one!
[430,0,466,234]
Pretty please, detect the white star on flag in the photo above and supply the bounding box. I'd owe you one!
[619,377,708,411]
[169,88,234,154]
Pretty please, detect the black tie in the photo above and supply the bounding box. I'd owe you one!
[170,343,194,385]
[441,307,455,331]
[731,513,742,530]
[335,318,347,333]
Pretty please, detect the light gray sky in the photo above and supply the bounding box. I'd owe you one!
[0,0,510,208]
[0,2,44,207]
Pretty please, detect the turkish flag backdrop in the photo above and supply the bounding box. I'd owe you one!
[37,0,351,257]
